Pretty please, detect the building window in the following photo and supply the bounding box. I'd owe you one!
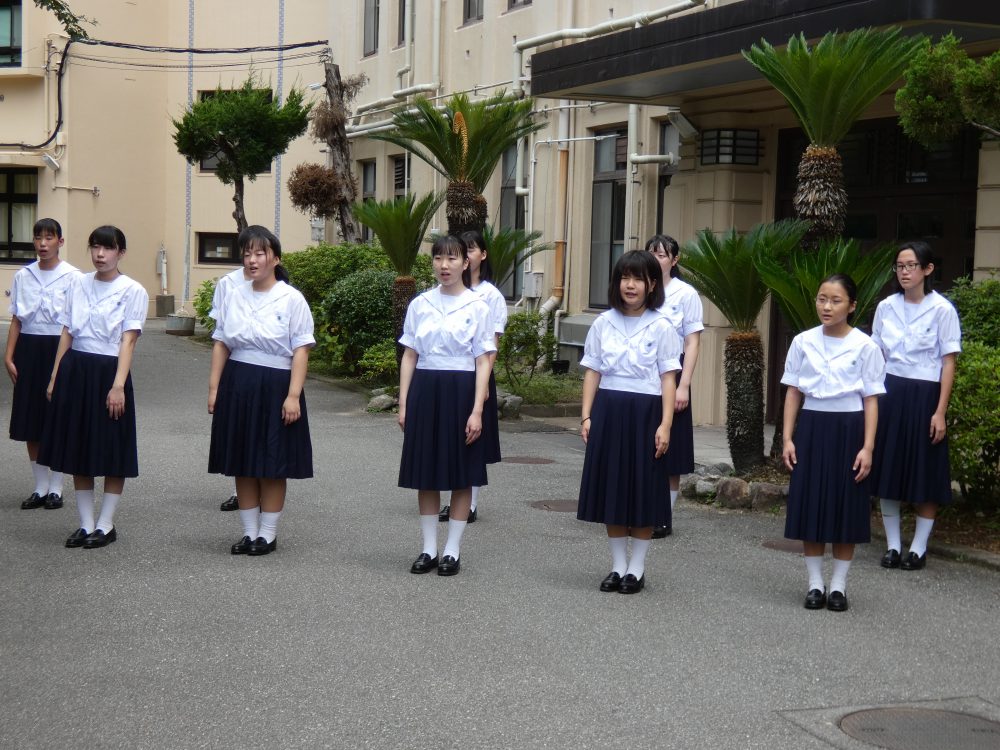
[197,232,240,264]
[397,0,406,46]
[0,168,37,263]
[508,0,531,8]
[463,0,483,24]
[700,129,761,166]
[392,154,410,197]
[589,130,627,308]
[364,0,379,56]
[498,144,526,299]
[360,160,376,241]
[196,90,273,174]
[0,1,21,67]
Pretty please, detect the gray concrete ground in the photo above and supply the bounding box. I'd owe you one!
[2,320,999,749]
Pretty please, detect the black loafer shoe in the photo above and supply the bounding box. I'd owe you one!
[438,505,450,522]
[804,588,827,609]
[44,493,63,510]
[651,525,672,539]
[410,553,438,574]
[467,508,477,524]
[247,537,276,556]
[599,572,622,592]
[618,574,645,594]
[230,535,253,555]
[827,591,849,611]
[21,492,45,510]
[83,527,117,549]
[880,549,901,568]
[219,494,239,512]
[901,551,926,570]
[65,528,89,548]
[438,555,461,576]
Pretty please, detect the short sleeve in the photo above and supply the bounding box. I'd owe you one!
[680,290,705,337]
[657,321,682,375]
[860,341,886,397]
[471,302,497,358]
[490,292,508,335]
[123,283,149,334]
[55,275,78,328]
[8,272,20,317]
[870,301,886,353]
[938,303,962,356]
[288,293,316,350]
[209,277,229,323]
[579,319,604,372]
[780,336,804,388]
[398,297,418,350]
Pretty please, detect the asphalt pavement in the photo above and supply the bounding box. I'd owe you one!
[2,320,999,749]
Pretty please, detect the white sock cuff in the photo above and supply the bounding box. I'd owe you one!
[239,508,260,539]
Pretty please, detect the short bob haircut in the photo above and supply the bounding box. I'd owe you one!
[431,234,472,289]
[893,240,935,295]
[644,234,681,279]
[88,225,126,251]
[238,225,289,283]
[33,218,63,239]
[459,229,493,283]
[608,250,665,313]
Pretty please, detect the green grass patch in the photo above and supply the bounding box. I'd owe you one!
[497,372,582,405]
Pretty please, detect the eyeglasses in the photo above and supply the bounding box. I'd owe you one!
[892,262,922,272]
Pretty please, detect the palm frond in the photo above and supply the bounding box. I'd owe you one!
[352,192,444,276]
[483,225,552,289]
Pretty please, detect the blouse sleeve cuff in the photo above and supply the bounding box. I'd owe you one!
[291,335,316,350]
[124,320,145,333]
[780,373,799,387]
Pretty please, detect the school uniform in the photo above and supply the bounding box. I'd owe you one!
[38,272,148,478]
[8,260,80,442]
[397,287,496,491]
[577,309,682,528]
[208,267,248,327]
[208,280,315,479]
[871,291,961,505]
[656,277,704,475]
[471,280,508,465]
[781,327,886,544]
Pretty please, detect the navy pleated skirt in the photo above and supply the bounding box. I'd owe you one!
[38,349,138,478]
[664,362,694,475]
[577,389,671,528]
[483,371,502,465]
[784,409,870,544]
[9,333,60,442]
[871,374,953,505]
[398,368,488,491]
[208,359,313,479]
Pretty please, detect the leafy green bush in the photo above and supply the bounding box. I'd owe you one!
[948,341,1000,506]
[498,371,582,404]
[322,269,396,373]
[497,311,556,388]
[946,276,1000,348]
[359,339,399,381]
[193,279,217,332]
[283,242,390,308]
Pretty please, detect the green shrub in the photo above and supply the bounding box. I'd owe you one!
[946,276,1000,348]
[498,371,582,404]
[322,268,396,373]
[412,253,435,290]
[283,242,390,308]
[497,310,556,389]
[948,341,1000,506]
[359,339,399,381]
[193,279,217,332]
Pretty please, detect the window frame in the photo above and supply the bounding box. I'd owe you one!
[392,154,410,197]
[197,232,241,265]
[364,0,380,56]
[359,160,377,242]
[507,0,531,9]
[498,144,526,300]
[588,130,628,309]
[0,167,38,264]
[0,0,22,68]
[463,0,483,24]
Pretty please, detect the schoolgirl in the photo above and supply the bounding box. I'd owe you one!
[38,226,148,549]
[577,250,681,595]
[437,229,507,524]
[6,218,79,510]
[208,226,314,557]
[871,242,961,571]
[781,274,885,612]
[208,265,251,513]
[398,235,496,577]
[646,234,704,538]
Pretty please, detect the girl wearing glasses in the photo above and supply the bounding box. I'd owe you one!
[871,242,961,571]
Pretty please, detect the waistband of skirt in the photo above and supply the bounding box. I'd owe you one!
[72,337,120,357]
[230,349,292,370]
[417,355,474,371]
[599,374,660,396]
[20,323,63,336]
[886,362,940,382]
[803,394,862,412]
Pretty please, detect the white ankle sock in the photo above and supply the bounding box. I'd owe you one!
[420,514,438,556]
[608,536,627,575]
[31,461,48,495]
[625,538,651,579]
[442,519,467,560]
[47,471,64,497]
[805,555,824,592]
[76,489,95,533]
[470,486,480,512]
[880,499,902,552]
[95,493,120,533]
[830,559,852,594]
[239,508,260,539]
[258,511,281,543]
[670,489,678,510]
[909,517,935,557]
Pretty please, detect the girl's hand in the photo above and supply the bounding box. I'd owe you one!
[46,377,55,401]
[5,358,16,385]
[465,412,482,445]
[397,407,406,431]
[929,412,947,444]
[853,447,873,482]
[281,395,301,426]
[654,425,670,458]
[675,385,690,412]
[580,417,591,444]
[782,440,797,472]
[207,388,217,415]
[107,385,126,420]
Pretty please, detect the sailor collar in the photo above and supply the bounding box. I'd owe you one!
[607,308,662,338]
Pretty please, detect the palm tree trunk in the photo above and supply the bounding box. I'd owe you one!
[392,275,417,367]
[725,331,766,473]
[794,144,847,247]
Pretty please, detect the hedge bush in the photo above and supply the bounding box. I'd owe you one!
[193,278,217,332]
[322,268,396,373]
[947,276,1000,348]
[948,340,1000,506]
[358,339,399,381]
[283,242,390,309]
[497,310,556,389]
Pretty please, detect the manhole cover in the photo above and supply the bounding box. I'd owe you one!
[762,539,802,553]
[505,456,554,464]
[529,500,577,512]
[840,707,1000,750]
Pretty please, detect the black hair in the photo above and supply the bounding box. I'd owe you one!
[88,225,126,251]
[33,218,63,239]
[238,225,289,283]
[459,229,493,283]
[893,240,935,294]
[645,234,681,278]
[608,250,664,313]
[818,273,858,323]
[431,234,472,288]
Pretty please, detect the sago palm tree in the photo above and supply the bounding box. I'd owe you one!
[681,220,810,473]
[481,225,551,290]
[744,28,924,244]
[370,91,544,235]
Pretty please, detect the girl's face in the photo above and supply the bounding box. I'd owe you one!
[619,272,650,314]
[815,281,855,329]
[433,248,468,291]
[466,242,485,276]
[243,243,280,281]
[89,243,123,277]
[34,231,64,264]
[648,244,678,280]
[894,248,933,294]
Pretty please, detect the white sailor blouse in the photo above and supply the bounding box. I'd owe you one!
[871,291,961,383]
[8,261,81,335]
[781,326,886,412]
[657,278,705,340]
[580,309,682,396]
[399,287,496,371]
[208,267,249,325]
[57,272,148,357]
[471,280,509,336]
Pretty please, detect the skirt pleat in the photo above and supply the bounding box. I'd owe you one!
[871,374,953,505]
[784,410,870,544]
[9,333,60,442]
[663,356,694,475]
[577,389,671,528]
[38,349,138,478]
[483,371,502,465]
[208,359,313,479]
[398,369,488,491]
